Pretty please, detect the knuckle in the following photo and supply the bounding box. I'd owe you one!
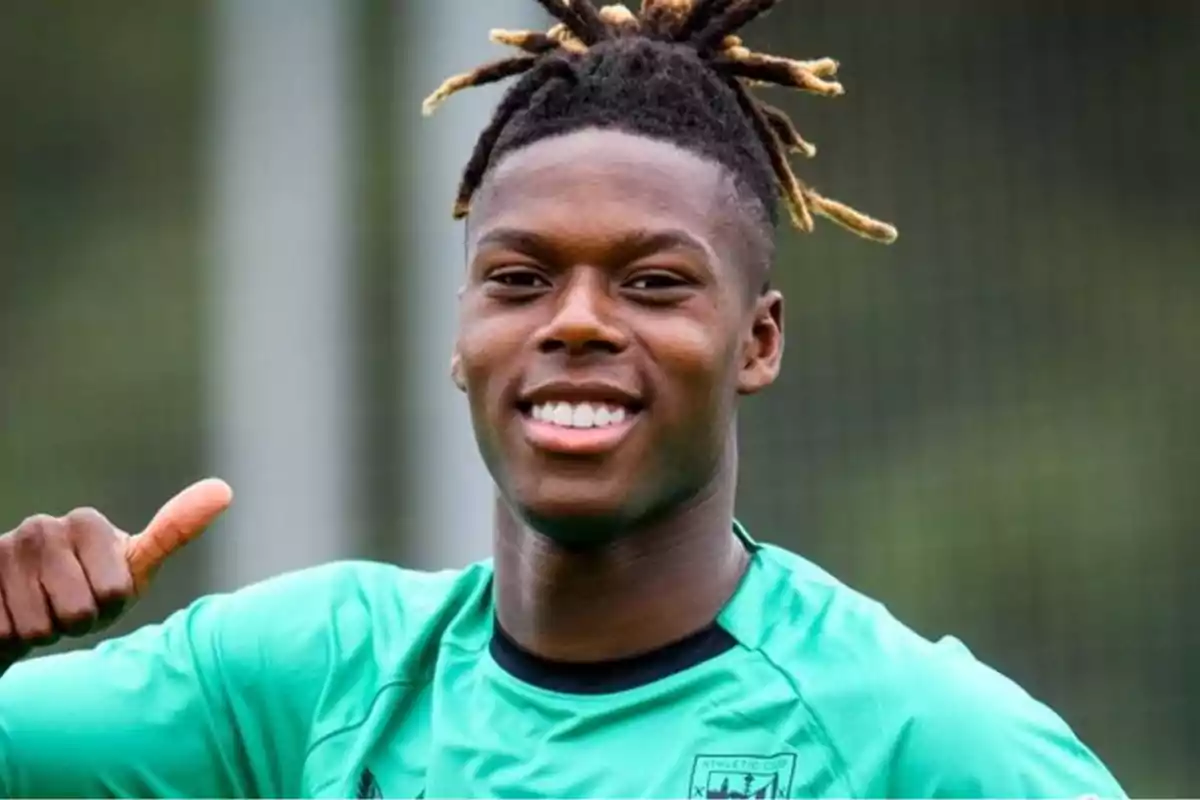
[57,601,100,631]
[65,506,109,531]
[18,617,56,645]
[2,515,49,560]
[93,574,136,606]
[12,525,51,561]
[15,514,56,540]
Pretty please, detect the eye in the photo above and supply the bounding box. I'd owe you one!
[622,270,696,306]
[626,272,688,291]
[482,266,554,303]
[487,267,548,289]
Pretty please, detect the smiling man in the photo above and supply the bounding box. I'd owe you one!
[0,2,1124,798]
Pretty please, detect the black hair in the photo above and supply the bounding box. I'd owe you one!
[423,0,897,244]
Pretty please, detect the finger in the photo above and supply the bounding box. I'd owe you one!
[39,552,98,638]
[126,478,233,588]
[0,585,29,666]
[0,597,30,665]
[68,508,135,615]
[0,554,56,646]
[0,583,15,642]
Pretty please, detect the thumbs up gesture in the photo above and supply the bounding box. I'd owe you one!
[0,479,232,666]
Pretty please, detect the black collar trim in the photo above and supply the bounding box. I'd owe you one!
[489,618,737,695]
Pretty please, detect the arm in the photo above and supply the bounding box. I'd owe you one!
[0,481,319,798]
[0,568,333,799]
[890,640,1126,798]
[1,602,255,798]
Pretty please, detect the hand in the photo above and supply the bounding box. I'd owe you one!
[0,479,233,665]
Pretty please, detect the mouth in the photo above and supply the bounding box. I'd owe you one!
[516,399,643,456]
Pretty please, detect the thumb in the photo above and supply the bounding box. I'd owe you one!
[126,478,233,590]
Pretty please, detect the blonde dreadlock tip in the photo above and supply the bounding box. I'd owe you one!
[489,29,518,46]
[801,58,840,78]
[788,203,815,234]
[808,79,845,97]
[547,22,588,53]
[421,78,463,116]
[599,3,639,26]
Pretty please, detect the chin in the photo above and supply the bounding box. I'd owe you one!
[507,481,646,548]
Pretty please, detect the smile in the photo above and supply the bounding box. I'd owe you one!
[531,401,628,429]
[519,401,641,455]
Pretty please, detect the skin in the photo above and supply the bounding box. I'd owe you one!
[0,128,785,671]
[0,481,230,671]
[454,128,785,661]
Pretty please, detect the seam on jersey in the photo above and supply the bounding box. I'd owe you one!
[747,644,861,799]
[441,636,490,658]
[303,677,421,785]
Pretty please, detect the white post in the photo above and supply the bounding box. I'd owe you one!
[207,0,359,590]
[397,1,544,569]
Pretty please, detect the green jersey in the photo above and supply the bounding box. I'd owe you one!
[0,526,1123,798]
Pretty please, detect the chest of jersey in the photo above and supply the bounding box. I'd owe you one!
[301,647,851,799]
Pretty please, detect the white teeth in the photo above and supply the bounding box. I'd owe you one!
[530,401,632,429]
[571,404,596,428]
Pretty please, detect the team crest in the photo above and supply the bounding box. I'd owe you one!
[689,753,797,799]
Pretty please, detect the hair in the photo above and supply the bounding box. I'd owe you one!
[422,0,897,245]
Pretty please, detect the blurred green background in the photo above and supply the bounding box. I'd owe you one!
[1,1,1196,794]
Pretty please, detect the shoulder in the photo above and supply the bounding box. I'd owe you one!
[100,558,493,709]
[202,558,490,622]
[731,546,1124,797]
[881,637,1124,797]
[0,561,493,798]
[135,559,493,746]
[190,559,494,667]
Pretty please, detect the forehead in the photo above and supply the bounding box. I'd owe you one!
[468,129,739,255]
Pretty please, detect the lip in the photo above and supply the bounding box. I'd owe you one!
[514,379,645,456]
[520,412,640,456]
[517,380,643,411]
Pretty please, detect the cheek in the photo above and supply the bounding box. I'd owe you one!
[456,326,524,431]
[648,317,740,415]
[457,316,530,477]
[457,306,530,386]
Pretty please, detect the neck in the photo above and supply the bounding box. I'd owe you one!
[493,461,748,663]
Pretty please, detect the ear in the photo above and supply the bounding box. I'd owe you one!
[736,290,784,396]
[452,283,469,392]
[450,350,466,392]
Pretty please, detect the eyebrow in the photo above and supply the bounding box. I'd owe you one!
[472,226,715,265]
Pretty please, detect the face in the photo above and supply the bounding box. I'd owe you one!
[455,129,784,544]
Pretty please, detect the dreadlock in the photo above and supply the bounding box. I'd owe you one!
[422,0,898,245]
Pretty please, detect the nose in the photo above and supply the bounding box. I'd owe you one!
[537,270,628,356]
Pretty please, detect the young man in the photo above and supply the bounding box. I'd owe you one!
[0,2,1124,798]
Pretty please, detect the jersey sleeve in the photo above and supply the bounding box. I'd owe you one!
[0,565,352,799]
[889,638,1126,799]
